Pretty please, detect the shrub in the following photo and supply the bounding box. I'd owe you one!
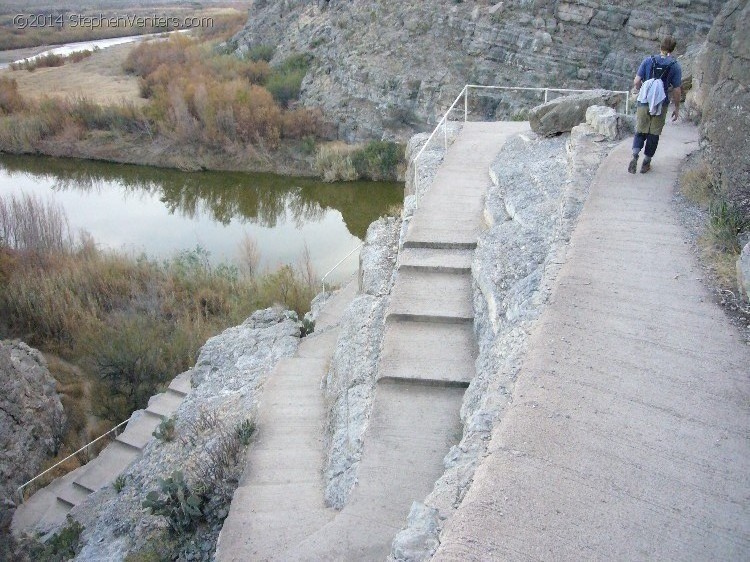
[236,419,256,446]
[708,199,748,254]
[281,108,323,139]
[266,54,311,107]
[680,162,717,208]
[26,517,84,561]
[143,471,205,536]
[0,77,25,114]
[245,44,275,62]
[153,417,176,442]
[314,143,359,182]
[351,140,405,181]
[113,474,127,493]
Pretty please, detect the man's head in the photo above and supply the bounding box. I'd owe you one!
[660,36,677,54]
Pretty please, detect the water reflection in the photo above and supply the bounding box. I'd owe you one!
[0,154,403,278]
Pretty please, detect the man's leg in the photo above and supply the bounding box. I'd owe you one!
[630,105,651,174]
[641,134,660,173]
[641,110,667,173]
[630,133,647,173]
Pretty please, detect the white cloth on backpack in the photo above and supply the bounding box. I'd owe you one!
[637,78,666,116]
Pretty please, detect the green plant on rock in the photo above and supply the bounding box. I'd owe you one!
[153,416,176,442]
[708,199,748,254]
[27,516,84,561]
[300,317,315,338]
[143,471,205,536]
[236,419,256,446]
[113,474,127,493]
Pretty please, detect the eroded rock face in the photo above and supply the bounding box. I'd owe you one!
[0,341,64,518]
[232,1,723,140]
[528,89,624,136]
[739,242,750,301]
[691,0,750,218]
[323,216,400,508]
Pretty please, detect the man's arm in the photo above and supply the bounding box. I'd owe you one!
[671,86,682,121]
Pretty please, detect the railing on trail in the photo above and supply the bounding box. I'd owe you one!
[16,419,129,504]
[320,84,630,296]
[321,243,363,292]
[411,84,630,208]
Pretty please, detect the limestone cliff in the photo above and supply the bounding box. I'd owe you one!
[233,0,724,141]
[0,341,64,532]
[690,0,749,217]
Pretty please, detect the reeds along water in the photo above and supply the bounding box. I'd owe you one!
[0,193,319,424]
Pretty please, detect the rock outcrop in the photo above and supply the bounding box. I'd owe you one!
[232,0,724,140]
[528,89,624,136]
[323,216,400,508]
[739,241,750,301]
[690,0,750,218]
[65,309,300,562]
[0,341,64,528]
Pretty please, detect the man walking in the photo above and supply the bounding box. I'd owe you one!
[629,36,682,174]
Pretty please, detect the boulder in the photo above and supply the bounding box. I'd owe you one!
[528,90,624,137]
[0,341,64,519]
[585,105,632,140]
[739,242,750,302]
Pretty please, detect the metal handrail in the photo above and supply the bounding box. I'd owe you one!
[412,85,469,208]
[321,243,363,292]
[411,84,630,204]
[16,418,129,504]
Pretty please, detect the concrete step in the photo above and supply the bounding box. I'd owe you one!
[168,370,192,396]
[388,269,474,323]
[75,441,139,492]
[145,389,185,418]
[56,481,92,508]
[115,413,162,450]
[379,320,476,386]
[296,329,340,359]
[280,380,466,560]
[317,279,358,330]
[398,247,473,273]
[403,229,479,250]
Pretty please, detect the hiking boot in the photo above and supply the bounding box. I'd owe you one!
[640,160,651,173]
[628,156,638,174]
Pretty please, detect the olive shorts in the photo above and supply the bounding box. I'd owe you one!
[636,104,668,135]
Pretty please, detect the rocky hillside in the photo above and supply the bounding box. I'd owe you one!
[0,341,64,538]
[232,0,724,141]
[689,0,749,218]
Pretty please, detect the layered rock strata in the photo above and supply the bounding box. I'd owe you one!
[233,0,724,140]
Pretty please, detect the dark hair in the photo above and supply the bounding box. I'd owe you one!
[661,36,677,54]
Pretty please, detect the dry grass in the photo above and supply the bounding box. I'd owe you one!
[680,161,717,209]
[4,42,144,106]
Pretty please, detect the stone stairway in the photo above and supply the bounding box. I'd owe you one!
[236,121,528,561]
[215,281,357,561]
[12,371,192,535]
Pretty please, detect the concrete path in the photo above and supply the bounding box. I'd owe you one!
[12,371,192,535]
[264,122,529,560]
[434,121,750,560]
[215,281,357,561]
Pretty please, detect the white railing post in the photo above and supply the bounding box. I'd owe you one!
[321,243,363,292]
[544,88,549,103]
[464,85,469,122]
